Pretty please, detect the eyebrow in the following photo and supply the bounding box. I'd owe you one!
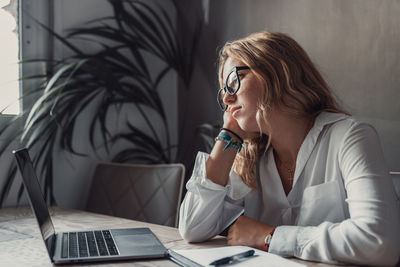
[230,66,249,72]
[225,66,249,76]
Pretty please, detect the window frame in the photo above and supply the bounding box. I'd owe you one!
[0,0,53,125]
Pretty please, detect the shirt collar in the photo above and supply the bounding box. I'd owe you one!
[313,112,349,132]
[291,112,349,191]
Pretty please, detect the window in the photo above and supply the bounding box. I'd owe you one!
[0,0,19,115]
[0,0,52,207]
[0,0,52,123]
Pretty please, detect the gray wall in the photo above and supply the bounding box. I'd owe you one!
[190,0,400,172]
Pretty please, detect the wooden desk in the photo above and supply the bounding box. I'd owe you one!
[0,207,346,267]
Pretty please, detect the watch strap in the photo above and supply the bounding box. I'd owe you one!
[264,227,276,252]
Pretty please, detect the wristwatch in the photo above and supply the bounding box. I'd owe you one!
[264,227,276,252]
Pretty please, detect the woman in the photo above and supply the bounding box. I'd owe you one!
[178,32,400,266]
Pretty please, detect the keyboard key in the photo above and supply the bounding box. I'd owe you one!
[68,233,78,258]
[61,233,68,258]
[86,231,99,257]
[78,232,88,257]
[103,230,119,255]
[95,231,109,256]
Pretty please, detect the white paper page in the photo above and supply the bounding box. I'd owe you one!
[174,246,305,267]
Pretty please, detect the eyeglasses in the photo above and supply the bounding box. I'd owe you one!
[217,66,250,111]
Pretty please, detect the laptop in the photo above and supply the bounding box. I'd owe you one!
[13,148,169,264]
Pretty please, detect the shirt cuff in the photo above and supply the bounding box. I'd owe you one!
[187,151,251,199]
[187,151,229,191]
[269,226,298,257]
[269,225,320,258]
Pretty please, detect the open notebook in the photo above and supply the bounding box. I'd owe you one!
[170,246,306,267]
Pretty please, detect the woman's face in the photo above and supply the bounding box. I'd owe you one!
[222,57,264,132]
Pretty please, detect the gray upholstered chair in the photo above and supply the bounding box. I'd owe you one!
[391,171,400,198]
[86,162,185,227]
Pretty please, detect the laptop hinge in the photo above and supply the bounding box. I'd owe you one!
[45,233,57,261]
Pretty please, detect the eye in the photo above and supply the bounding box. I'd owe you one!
[237,70,248,82]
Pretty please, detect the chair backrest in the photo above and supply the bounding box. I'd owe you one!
[391,171,400,199]
[86,162,185,227]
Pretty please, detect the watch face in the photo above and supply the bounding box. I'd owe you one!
[265,234,272,245]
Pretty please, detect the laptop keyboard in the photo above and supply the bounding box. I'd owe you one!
[61,230,119,258]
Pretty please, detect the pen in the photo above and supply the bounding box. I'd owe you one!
[209,249,255,266]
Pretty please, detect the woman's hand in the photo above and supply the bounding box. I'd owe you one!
[227,216,274,251]
[223,110,258,141]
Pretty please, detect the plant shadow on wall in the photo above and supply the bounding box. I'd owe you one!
[0,0,205,206]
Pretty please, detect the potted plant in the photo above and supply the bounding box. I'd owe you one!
[0,0,204,206]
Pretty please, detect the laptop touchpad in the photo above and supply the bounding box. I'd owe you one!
[114,234,163,254]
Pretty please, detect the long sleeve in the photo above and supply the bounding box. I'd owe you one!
[269,122,400,266]
[178,152,248,242]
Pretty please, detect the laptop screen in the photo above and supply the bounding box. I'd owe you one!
[13,148,56,257]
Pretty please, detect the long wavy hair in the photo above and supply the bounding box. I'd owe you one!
[218,32,347,188]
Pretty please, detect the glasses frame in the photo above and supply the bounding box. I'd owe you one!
[217,66,250,111]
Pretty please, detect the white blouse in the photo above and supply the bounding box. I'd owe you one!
[179,112,400,266]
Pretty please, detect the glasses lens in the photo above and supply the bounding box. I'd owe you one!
[217,88,227,111]
[226,71,239,94]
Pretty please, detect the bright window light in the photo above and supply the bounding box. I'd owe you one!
[0,0,20,115]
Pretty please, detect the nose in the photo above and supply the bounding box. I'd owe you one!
[222,92,236,108]
[222,89,236,105]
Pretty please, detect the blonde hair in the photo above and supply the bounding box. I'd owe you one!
[218,32,346,188]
